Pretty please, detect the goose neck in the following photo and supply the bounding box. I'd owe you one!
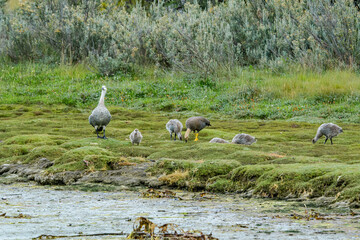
[99,89,106,106]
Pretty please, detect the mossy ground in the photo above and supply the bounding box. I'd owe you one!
[0,104,359,203]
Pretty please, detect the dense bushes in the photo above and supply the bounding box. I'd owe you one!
[1,0,360,75]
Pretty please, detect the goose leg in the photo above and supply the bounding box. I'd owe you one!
[174,133,177,141]
[184,128,191,143]
[324,137,328,144]
[194,132,199,141]
[102,129,108,139]
[96,129,102,139]
[330,138,333,145]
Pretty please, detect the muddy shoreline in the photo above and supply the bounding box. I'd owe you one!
[0,159,356,210]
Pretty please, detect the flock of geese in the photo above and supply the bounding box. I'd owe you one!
[89,86,344,145]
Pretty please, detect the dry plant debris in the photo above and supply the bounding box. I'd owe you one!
[192,192,215,201]
[128,217,218,239]
[142,188,180,199]
[0,212,32,219]
[273,209,334,221]
[32,232,125,240]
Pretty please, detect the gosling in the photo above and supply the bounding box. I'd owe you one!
[130,129,143,145]
[312,123,343,145]
[232,133,257,145]
[184,116,211,142]
[166,119,183,141]
[89,85,111,139]
[209,138,229,144]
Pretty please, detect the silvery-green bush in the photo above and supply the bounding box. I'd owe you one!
[0,4,4,58]
[1,0,360,75]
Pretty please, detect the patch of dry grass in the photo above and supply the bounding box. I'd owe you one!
[159,170,189,185]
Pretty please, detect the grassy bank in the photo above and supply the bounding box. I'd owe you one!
[1,64,360,203]
[0,104,360,203]
[1,63,360,122]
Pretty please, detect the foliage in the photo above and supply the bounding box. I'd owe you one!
[1,0,360,75]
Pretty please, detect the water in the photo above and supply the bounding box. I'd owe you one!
[0,183,359,239]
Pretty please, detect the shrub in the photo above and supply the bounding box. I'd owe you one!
[1,0,360,74]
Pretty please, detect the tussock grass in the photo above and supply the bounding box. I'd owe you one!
[0,104,359,202]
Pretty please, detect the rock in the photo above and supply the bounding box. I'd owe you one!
[0,164,12,175]
[349,202,360,209]
[0,162,163,189]
[19,167,41,178]
[314,196,336,206]
[5,174,20,180]
[286,197,307,202]
[61,171,83,184]
[145,177,165,188]
[76,162,160,187]
[330,201,350,209]
[77,171,144,187]
[6,164,23,175]
[36,158,54,169]
[239,190,254,198]
[111,176,143,186]
[35,171,83,185]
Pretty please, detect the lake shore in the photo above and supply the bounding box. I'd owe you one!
[1,182,359,240]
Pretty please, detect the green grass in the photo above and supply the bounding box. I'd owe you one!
[1,63,360,202]
[0,104,359,203]
[1,63,360,122]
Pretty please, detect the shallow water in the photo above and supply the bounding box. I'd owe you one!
[0,183,359,240]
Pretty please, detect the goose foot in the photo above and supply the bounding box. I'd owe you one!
[102,130,108,139]
[97,135,107,139]
[96,131,108,139]
[194,133,199,141]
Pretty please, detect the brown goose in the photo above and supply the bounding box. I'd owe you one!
[184,116,211,142]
